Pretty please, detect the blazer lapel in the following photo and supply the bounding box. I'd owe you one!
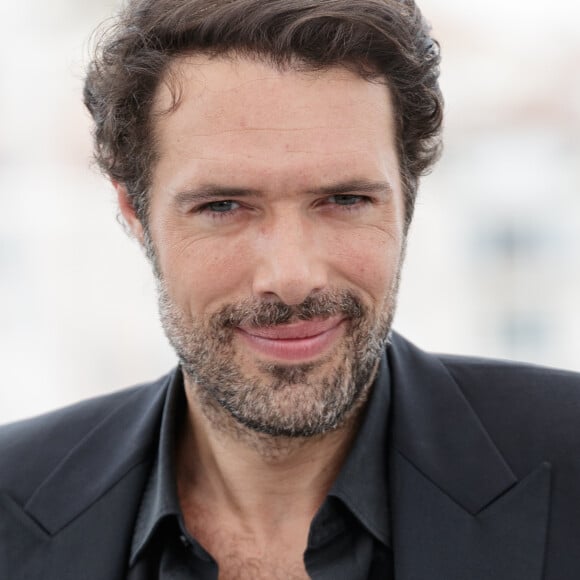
[0,373,172,580]
[387,335,551,580]
[0,462,151,580]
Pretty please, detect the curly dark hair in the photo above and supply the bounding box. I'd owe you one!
[84,0,443,227]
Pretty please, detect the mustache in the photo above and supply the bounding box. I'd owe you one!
[211,290,365,329]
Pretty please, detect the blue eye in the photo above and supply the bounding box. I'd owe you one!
[329,195,366,206]
[203,200,240,213]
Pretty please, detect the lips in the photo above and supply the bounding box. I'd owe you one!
[236,317,345,362]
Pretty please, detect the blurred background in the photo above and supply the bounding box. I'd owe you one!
[1,0,579,424]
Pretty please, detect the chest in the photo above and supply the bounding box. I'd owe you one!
[186,516,310,580]
[214,553,309,580]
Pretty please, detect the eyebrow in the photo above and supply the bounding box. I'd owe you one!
[173,179,393,209]
[307,179,393,197]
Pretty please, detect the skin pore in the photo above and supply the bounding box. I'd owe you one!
[117,54,406,576]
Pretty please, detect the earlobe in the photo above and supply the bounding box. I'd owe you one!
[114,181,145,243]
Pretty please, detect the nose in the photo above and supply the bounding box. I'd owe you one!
[251,212,328,306]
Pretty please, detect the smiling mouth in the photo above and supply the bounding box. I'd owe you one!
[235,317,346,362]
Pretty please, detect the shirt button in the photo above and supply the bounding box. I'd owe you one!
[179,534,190,548]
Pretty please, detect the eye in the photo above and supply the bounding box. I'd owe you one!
[200,200,241,214]
[330,194,363,206]
[326,194,372,209]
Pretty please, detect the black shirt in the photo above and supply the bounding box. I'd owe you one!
[128,353,393,579]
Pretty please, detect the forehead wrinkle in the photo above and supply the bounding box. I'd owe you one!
[166,125,362,138]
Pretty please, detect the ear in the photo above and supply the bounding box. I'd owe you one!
[114,181,145,244]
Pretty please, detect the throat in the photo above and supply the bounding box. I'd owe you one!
[178,489,312,580]
[172,368,373,578]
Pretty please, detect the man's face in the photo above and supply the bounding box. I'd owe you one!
[123,55,406,437]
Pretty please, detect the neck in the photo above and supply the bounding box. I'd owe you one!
[175,375,367,535]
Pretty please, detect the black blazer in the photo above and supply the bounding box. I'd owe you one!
[2,333,580,579]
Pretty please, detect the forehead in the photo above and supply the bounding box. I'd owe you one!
[151,54,400,190]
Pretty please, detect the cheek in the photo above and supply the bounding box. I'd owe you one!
[330,228,402,299]
[160,235,255,312]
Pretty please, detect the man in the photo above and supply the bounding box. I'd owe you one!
[1,0,579,578]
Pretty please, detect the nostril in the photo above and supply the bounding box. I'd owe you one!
[252,263,328,307]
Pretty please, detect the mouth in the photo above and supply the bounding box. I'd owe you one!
[235,316,346,362]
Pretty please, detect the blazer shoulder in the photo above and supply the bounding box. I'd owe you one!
[436,352,580,394]
[390,332,580,397]
[0,371,173,501]
[435,352,580,474]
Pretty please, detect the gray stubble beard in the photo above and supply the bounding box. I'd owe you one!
[156,277,399,440]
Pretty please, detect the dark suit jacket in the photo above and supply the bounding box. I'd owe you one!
[2,333,580,579]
